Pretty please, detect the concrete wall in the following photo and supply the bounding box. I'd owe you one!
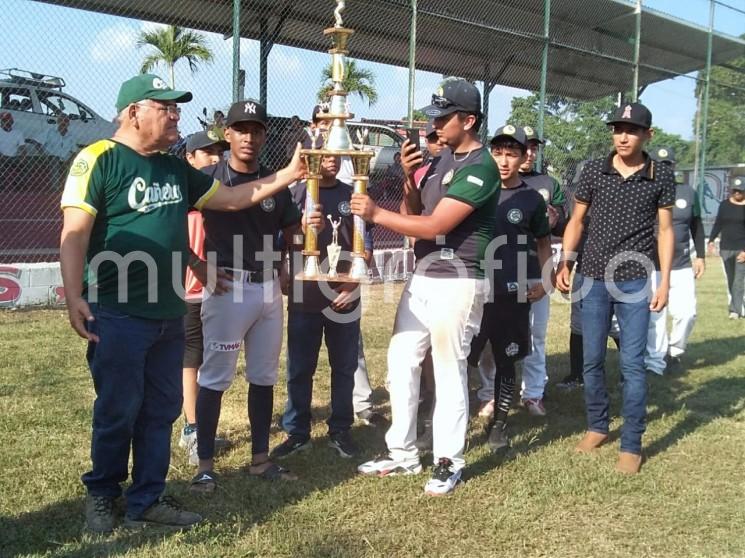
[0,263,65,309]
[0,249,416,309]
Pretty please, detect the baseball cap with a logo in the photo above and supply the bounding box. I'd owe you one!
[115,74,192,113]
[226,99,268,128]
[732,177,745,192]
[607,102,652,129]
[186,129,229,153]
[490,124,528,149]
[654,146,676,164]
[522,126,545,145]
[422,79,481,118]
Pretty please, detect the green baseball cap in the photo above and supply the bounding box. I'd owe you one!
[115,74,193,113]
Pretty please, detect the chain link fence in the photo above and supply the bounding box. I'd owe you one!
[1,0,744,273]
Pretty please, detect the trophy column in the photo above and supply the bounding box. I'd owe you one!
[301,152,323,277]
[349,152,374,280]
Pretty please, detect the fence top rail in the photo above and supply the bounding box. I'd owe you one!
[34,0,745,99]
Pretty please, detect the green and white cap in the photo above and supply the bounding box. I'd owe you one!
[115,74,192,113]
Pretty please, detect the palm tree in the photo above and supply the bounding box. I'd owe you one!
[318,59,378,107]
[137,25,214,88]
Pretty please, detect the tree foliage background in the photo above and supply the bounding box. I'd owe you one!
[508,93,694,184]
[695,44,745,166]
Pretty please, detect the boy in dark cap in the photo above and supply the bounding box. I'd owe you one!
[556,102,675,474]
[353,79,499,495]
[468,125,552,451]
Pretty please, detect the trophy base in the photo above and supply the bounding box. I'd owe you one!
[294,272,369,284]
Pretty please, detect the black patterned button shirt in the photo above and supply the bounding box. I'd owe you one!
[574,152,675,282]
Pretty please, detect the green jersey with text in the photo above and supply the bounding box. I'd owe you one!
[61,140,219,319]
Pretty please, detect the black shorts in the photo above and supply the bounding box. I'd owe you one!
[469,294,531,366]
[183,301,203,369]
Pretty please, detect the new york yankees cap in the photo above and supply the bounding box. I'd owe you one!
[226,99,268,128]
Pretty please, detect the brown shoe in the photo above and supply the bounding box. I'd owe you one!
[616,451,643,474]
[575,431,608,453]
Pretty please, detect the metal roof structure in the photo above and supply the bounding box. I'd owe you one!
[38,0,745,99]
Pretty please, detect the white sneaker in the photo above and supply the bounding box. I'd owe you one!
[729,312,740,320]
[357,453,422,476]
[424,458,462,496]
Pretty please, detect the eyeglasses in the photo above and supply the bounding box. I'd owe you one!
[431,94,454,109]
[135,103,181,116]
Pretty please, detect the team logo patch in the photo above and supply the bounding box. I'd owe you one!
[207,130,219,141]
[442,169,454,186]
[736,178,742,186]
[503,124,516,135]
[675,198,688,209]
[622,105,633,119]
[260,198,276,212]
[507,208,523,224]
[539,188,550,202]
[505,342,519,357]
[152,77,168,90]
[338,201,351,216]
[70,159,89,177]
[244,102,257,114]
[523,126,534,136]
[658,148,669,159]
[436,86,444,97]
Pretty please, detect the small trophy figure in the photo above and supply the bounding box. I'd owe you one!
[326,214,342,277]
[334,0,345,27]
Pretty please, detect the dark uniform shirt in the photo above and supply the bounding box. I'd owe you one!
[490,182,550,294]
[669,182,705,269]
[414,147,500,278]
[201,162,301,271]
[574,152,675,282]
[521,170,567,237]
[289,180,367,313]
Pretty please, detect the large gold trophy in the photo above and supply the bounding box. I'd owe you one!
[298,0,375,282]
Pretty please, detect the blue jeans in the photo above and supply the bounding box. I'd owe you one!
[82,304,184,519]
[581,277,651,455]
[282,309,360,437]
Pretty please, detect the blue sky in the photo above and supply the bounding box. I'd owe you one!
[2,0,743,141]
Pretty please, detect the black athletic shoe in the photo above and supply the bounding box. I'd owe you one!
[556,374,583,390]
[328,431,359,458]
[415,420,433,452]
[84,494,116,533]
[488,421,510,453]
[269,435,311,460]
[356,408,387,427]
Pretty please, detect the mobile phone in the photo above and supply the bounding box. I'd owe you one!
[406,128,420,149]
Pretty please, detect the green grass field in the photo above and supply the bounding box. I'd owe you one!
[1,266,744,557]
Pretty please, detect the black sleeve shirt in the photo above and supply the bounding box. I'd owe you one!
[574,152,675,282]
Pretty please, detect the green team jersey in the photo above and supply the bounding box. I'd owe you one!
[414,146,500,278]
[61,139,219,319]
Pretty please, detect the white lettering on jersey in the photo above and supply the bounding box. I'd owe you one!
[128,177,184,213]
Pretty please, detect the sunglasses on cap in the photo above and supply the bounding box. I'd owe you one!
[430,94,454,109]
